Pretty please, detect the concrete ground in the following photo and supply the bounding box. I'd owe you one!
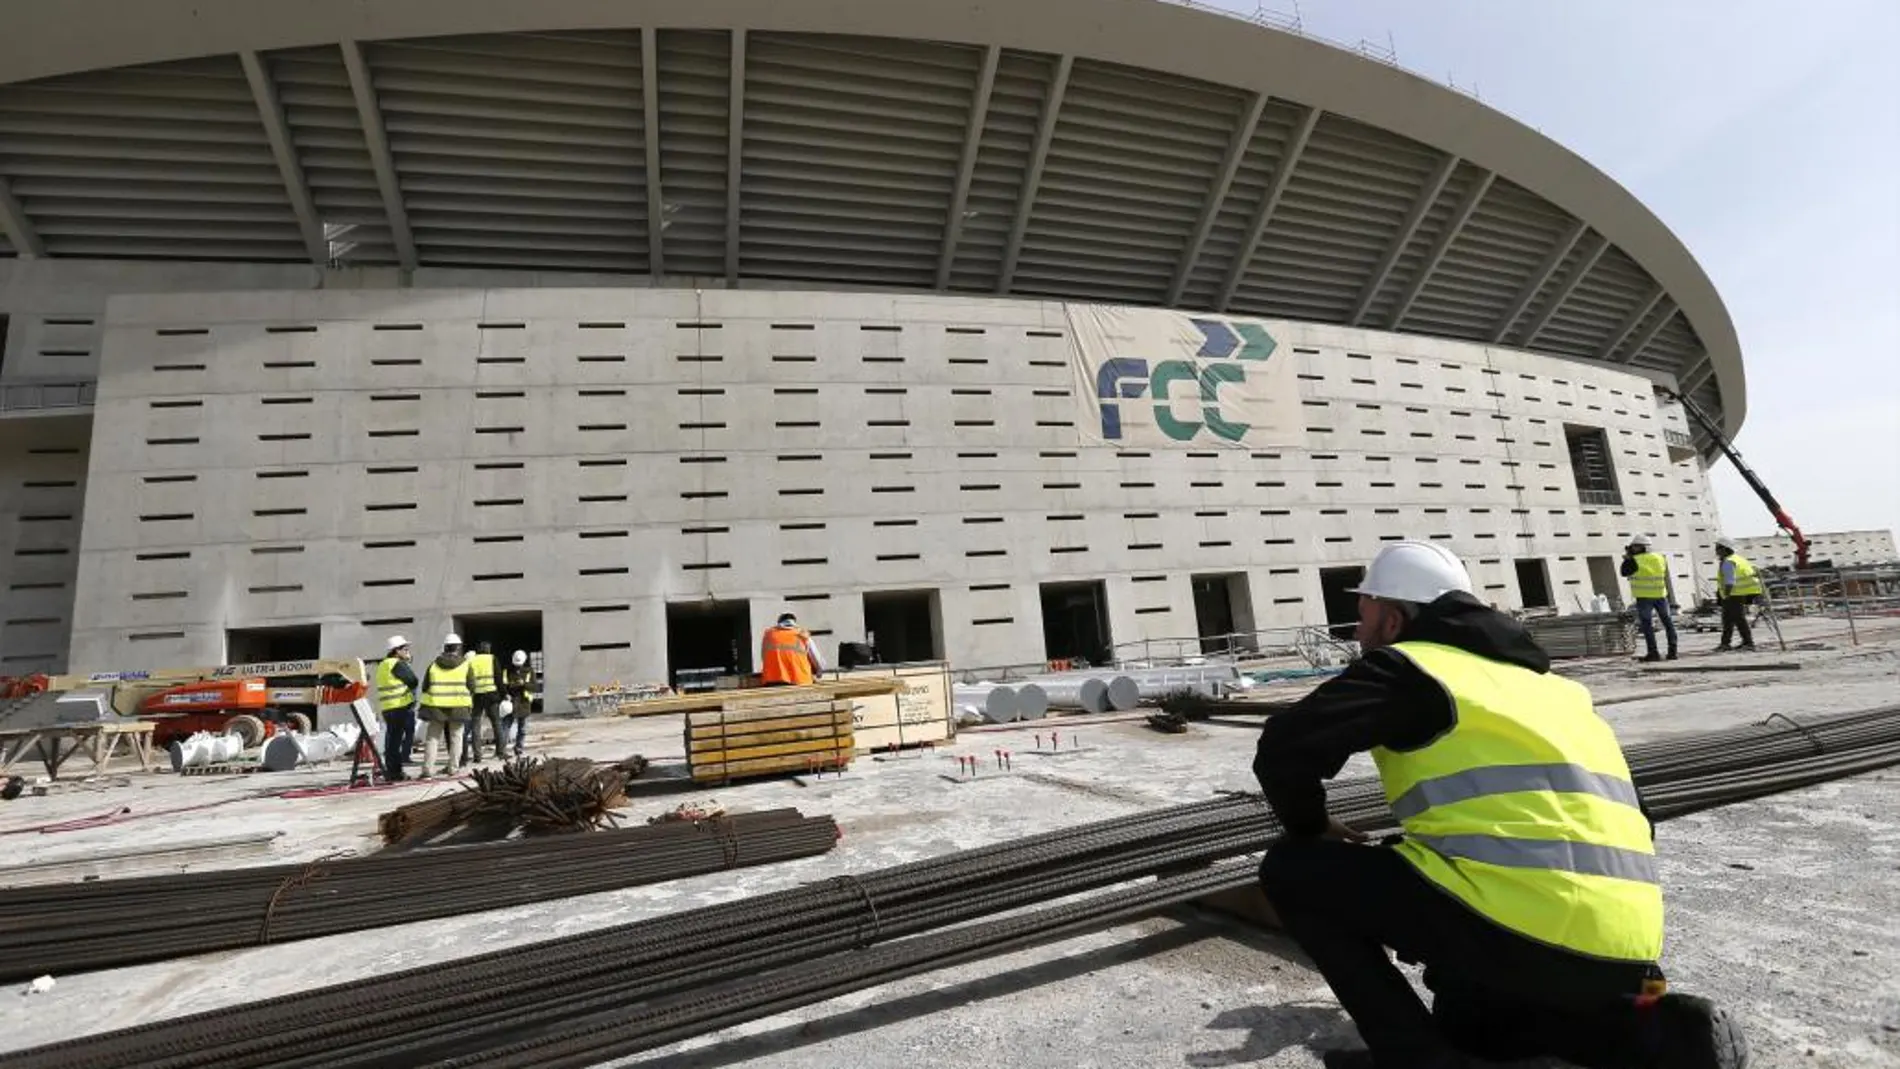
[1,615,1896,1067]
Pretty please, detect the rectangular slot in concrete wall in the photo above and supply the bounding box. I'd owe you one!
[224,623,320,664]
[862,589,943,664]
[666,599,752,686]
[1039,580,1111,666]
[1515,558,1554,609]
[1319,566,1366,640]
[1191,572,1257,655]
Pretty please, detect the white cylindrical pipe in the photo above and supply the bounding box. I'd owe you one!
[168,731,243,772]
[260,724,362,772]
[1034,677,1110,714]
[1015,683,1050,720]
[1103,675,1141,711]
[952,685,1019,724]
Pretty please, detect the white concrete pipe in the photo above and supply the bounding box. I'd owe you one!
[1126,665,1242,700]
[1102,675,1141,711]
[1034,677,1111,714]
[260,724,363,773]
[952,685,1020,724]
[168,731,243,772]
[1015,683,1050,720]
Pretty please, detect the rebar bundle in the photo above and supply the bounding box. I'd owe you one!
[7,704,1899,1069]
[468,757,629,833]
[376,791,484,846]
[0,808,837,988]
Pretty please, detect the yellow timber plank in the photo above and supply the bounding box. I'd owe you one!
[687,725,852,753]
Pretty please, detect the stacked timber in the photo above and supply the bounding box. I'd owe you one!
[686,692,855,782]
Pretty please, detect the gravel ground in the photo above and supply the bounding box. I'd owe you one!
[1,616,1895,1067]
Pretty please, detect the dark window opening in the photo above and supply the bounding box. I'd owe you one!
[1039,580,1112,666]
[665,599,752,689]
[862,589,943,664]
[1515,559,1554,609]
[1565,425,1623,506]
[1319,566,1367,640]
[1192,572,1258,655]
[225,623,320,665]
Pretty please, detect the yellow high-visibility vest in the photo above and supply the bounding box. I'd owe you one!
[1628,552,1668,600]
[420,660,474,710]
[469,652,498,695]
[1723,554,1763,597]
[374,656,413,712]
[1371,640,1663,963]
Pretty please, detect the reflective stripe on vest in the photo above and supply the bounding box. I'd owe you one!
[421,660,474,709]
[469,652,497,694]
[1373,640,1663,962]
[1725,554,1763,597]
[760,627,814,686]
[374,656,413,712]
[1628,552,1668,600]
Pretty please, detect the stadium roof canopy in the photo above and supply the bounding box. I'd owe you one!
[0,0,1743,438]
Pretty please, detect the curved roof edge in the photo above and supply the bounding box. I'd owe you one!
[0,0,1744,436]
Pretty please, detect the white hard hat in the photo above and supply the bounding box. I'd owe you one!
[443,632,463,647]
[386,635,409,651]
[1350,541,1473,604]
[497,699,514,717]
[1714,536,1735,551]
[512,650,527,666]
[1627,536,1649,549]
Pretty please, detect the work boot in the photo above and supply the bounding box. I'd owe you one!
[1738,642,1757,652]
[1646,993,1750,1068]
[1714,643,1732,652]
[1640,652,1662,663]
[1667,649,1679,661]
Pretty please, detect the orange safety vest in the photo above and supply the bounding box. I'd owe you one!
[760,626,815,686]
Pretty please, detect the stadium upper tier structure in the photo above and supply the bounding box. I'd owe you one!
[0,0,1743,697]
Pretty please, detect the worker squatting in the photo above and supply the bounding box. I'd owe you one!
[1255,541,1748,1069]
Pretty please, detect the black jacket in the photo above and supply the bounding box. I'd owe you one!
[1252,592,1553,838]
[390,658,419,694]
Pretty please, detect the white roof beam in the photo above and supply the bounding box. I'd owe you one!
[0,175,44,258]
[339,40,417,271]
[1388,169,1494,329]
[936,44,1000,290]
[1166,90,1266,307]
[1594,284,1666,361]
[996,53,1072,294]
[641,28,666,278]
[1216,105,1319,313]
[1614,296,1679,364]
[1349,153,1460,326]
[1516,232,1608,347]
[239,50,327,266]
[725,28,747,285]
[1491,218,1587,343]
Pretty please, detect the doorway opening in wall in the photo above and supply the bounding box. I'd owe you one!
[1318,566,1367,640]
[666,599,751,690]
[1039,580,1111,667]
[1191,572,1258,656]
[1586,556,1623,611]
[0,315,9,376]
[862,589,942,665]
[1565,425,1623,507]
[452,611,545,693]
[224,624,320,666]
[1514,559,1554,610]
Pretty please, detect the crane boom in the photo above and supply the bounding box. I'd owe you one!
[1664,388,1809,569]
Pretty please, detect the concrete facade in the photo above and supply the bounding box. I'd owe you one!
[18,283,1724,702]
[1734,529,1899,571]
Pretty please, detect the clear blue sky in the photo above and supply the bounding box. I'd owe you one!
[1208,0,1900,544]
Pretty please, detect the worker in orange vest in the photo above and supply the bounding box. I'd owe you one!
[759,612,823,686]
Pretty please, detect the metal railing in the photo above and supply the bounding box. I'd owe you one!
[1159,1,1484,104]
[0,379,95,413]
[1577,489,1624,508]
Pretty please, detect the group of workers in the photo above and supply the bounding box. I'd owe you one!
[1256,540,1748,1068]
[1622,536,1764,661]
[373,633,537,780]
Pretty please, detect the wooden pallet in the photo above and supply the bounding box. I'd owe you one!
[616,678,904,718]
[685,698,855,783]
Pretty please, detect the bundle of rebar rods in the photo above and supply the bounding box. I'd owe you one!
[11,704,1900,1069]
[377,791,485,846]
[468,757,630,833]
[0,808,837,986]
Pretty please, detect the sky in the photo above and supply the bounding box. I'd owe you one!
[1207,0,1900,544]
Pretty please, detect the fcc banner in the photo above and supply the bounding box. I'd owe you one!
[1066,304,1302,449]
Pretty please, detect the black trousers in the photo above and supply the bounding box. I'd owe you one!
[1719,595,1756,648]
[381,709,416,780]
[463,694,506,758]
[1258,838,1659,1066]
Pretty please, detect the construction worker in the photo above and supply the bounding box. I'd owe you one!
[1714,538,1761,652]
[462,640,502,765]
[417,633,475,776]
[759,612,823,686]
[1621,537,1678,662]
[499,649,535,758]
[374,635,420,781]
[1253,541,1747,1069]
